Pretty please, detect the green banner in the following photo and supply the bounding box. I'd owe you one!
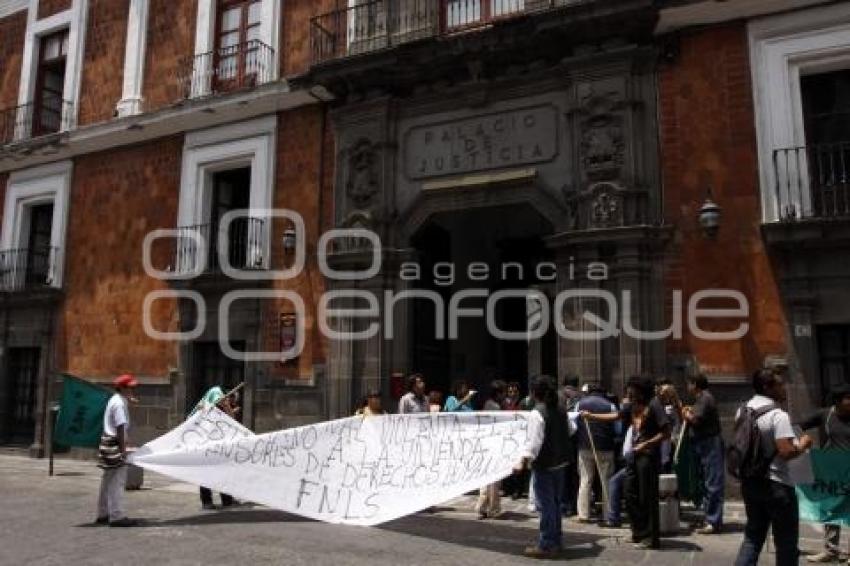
[53,374,111,448]
[797,449,850,527]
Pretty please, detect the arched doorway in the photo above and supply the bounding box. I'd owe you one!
[407,203,558,400]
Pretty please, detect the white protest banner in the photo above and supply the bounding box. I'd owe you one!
[129,407,541,526]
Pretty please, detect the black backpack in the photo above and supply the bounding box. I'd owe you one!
[726,403,777,481]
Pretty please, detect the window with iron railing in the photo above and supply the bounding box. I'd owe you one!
[173,168,267,276]
[179,0,274,98]
[312,0,570,64]
[772,69,850,220]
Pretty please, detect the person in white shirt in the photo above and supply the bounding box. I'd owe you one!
[398,373,429,414]
[735,369,813,566]
[95,374,138,527]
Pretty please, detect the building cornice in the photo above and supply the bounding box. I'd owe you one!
[655,0,835,35]
[0,82,322,173]
[0,0,27,19]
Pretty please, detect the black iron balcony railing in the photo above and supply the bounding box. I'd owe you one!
[0,101,74,146]
[178,40,275,99]
[773,142,850,221]
[173,217,266,276]
[0,247,60,292]
[310,0,580,64]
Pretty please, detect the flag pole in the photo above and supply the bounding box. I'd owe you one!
[674,421,688,464]
[224,382,245,398]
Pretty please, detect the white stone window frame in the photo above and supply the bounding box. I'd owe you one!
[191,0,281,98]
[0,160,72,288]
[177,116,277,272]
[749,3,850,222]
[17,0,88,134]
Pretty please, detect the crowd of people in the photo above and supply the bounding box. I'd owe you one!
[93,369,850,564]
[382,370,850,562]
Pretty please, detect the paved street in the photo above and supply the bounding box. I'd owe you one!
[0,453,829,565]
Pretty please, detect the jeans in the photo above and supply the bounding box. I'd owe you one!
[200,487,234,507]
[625,452,660,547]
[578,449,615,520]
[735,479,799,566]
[533,467,566,551]
[607,467,627,525]
[692,435,725,528]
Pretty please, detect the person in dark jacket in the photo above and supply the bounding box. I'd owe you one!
[515,375,573,559]
[682,374,725,534]
[583,377,671,549]
[575,384,617,522]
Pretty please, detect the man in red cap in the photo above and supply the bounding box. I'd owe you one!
[95,374,138,527]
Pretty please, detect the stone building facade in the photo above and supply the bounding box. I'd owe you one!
[0,0,846,456]
[0,0,335,454]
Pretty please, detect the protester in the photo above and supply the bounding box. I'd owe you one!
[502,382,529,500]
[734,369,813,566]
[95,374,138,527]
[444,380,476,412]
[428,390,443,413]
[583,376,671,549]
[398,373,429,414]
[476,380,506,519]
[682,374,725,535]
[516,375,573,558]
[560,376,581,517]
[658,383,681,473]
[194,385,239,510]
[798,384,850,563]
[356,389,385,416]
[575,383,617,523]
[603,424,633,529]
[503,381,522,410]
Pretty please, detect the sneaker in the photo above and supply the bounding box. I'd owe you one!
[633,540,660,550]
[201,503,216,511]
[574,517,594,524]
[696,524,720,535]
[523,546,559,559]
[109,518,138,527]
[807,552,839,563]
[94,516,109,526]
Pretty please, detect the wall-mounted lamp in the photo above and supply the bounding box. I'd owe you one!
[698,189,722,239]
[282,229,297,252]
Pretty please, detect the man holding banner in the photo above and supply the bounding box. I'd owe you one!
[798,384,850,564]
[95,374,138,527]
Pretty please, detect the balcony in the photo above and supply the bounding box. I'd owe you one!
[172,217,267,279]
[0,101,74,147]
[772,143,850,221]
[178,40,275,100]
[311,0,570,65]
[0,248,61,293]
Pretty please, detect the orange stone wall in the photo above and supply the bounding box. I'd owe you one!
[659,22,789,379]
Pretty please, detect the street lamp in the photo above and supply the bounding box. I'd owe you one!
[698,189,722,239]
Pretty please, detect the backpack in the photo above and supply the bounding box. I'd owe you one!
[726,403,778,481]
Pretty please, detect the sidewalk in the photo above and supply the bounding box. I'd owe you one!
[0,453,832,565]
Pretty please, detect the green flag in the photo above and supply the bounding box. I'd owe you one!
[674,431,704,505]
[53,374,112,448]
[797,449,850,527]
